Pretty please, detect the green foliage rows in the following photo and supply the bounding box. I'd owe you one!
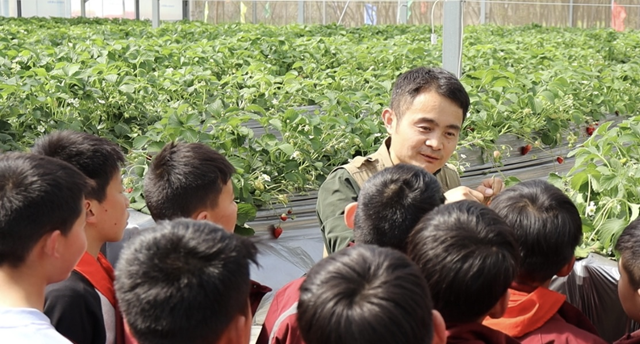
[1,18,639,240]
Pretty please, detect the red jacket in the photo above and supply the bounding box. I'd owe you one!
[447,322,520,344]
[483,287,606,344]
[251,280,272,316]
[256,277,306,344]
[615,330,640,344]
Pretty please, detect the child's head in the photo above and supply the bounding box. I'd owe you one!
[31,130,129,243]
[298,244,446,344]
[344,163,445,252]
[489,180,582,286]
[115,219,257,344]
[615,218,640,323]
[144,142,236,232]
[408,201,519,324]
[0,153,89,282]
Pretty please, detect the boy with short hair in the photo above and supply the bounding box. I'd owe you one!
[613,218,640,343]
[408,201,520,344]
[143,142,270,314]
[257,163,445,344]
[33,131,130,344]
[115,219,257,344]
[143,142,236,231]
[484,180,606,344]
[297,244,445,344]
[0,152,89,343]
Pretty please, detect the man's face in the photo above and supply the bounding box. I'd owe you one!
[383,91,464,174]
[618,258,640,323]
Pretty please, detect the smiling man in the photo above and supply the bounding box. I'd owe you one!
[317,67,503,254]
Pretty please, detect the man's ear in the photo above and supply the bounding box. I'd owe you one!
[487,289,510,319]
[556,256,576,277]
[85,200,98,225]
[381,108,396,135]
[431,310,447,344]
[344,202,358,229]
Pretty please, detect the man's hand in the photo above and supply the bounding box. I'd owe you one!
[444,186,486,203]
[444,176,504,204]
[476,176,504,205]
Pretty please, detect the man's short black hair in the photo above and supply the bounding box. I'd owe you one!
[0,152,89,267]
[354,164,445,252]
[391,67,470,122]
[616,218,640,290]
[115,218,257,344]
[490,180,582,285]
[31,130,125,203]
[408,201,519,323]
[298,244,434,344]
[143,142,235,221]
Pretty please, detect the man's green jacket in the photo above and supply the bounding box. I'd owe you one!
[316,137,461,254]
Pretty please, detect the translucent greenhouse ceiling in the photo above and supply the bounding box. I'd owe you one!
[0,0,183,20]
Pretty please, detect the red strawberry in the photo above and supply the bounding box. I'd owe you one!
[268,224,283,239]
[556,156,564,164]
[586,125,595,136]
[126,187,133,193]
[287,209,293,215]
[280,214,288,221]
[520,144,532,156]
[273,226,283,239]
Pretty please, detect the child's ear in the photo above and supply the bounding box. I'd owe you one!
[218,301,252,344]
[556,256,576,277]
[487,289,510,319]
[43,230,63,258]
[343,202,358,229]
[194,211,209,221]
[85,200,97,225]
[431,310,447,344]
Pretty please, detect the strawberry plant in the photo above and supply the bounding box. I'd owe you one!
[549,117,640,257]
[1,18,640,236]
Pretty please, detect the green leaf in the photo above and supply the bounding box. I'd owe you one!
[63,64,80,77]
[246,104,266,115]
[118,84,135,93]
[269,119,282,131]
[598,218,627,250]
[114,123,131,136]
[278,143,294,156]
[104,74,118,83]
[234,224,255,236]
[570,171,589,191]
[236,202,257,225]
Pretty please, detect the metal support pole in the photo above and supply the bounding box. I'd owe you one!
[80,0,86,17]
[16,0,21,17]
[568,0,573,27]
[397,0,408,24]
[182,0,189,20]
[135,0,140,19]
[298,0,304,24]
[152,0,160,27]
[252,0,257,23]
[442,0,463,77]
[480,0,486,24]
[322,0,326,24]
